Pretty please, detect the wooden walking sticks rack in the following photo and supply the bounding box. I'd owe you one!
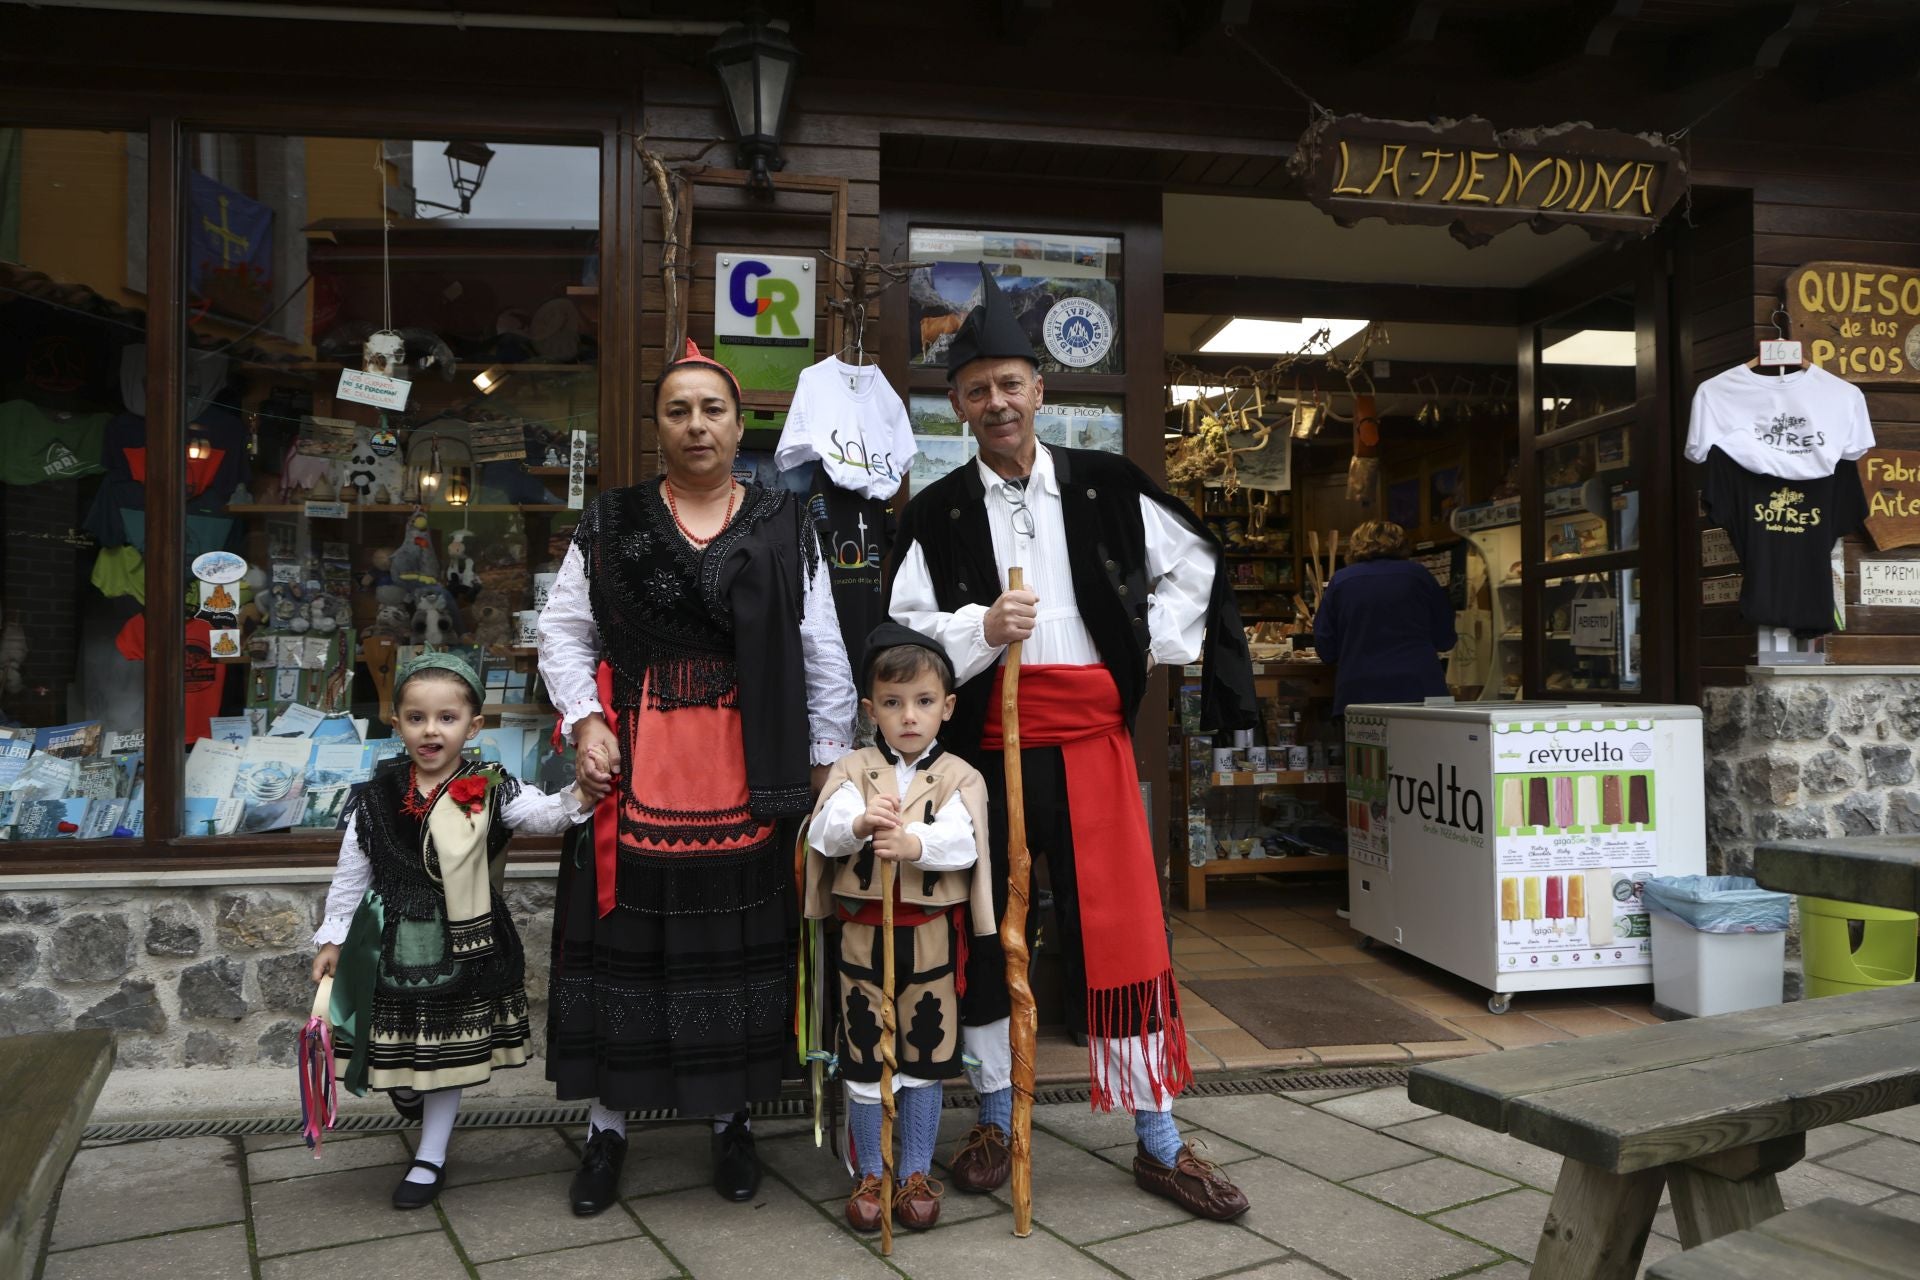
[879,853,898,1256]
[1001,566,1037,1238]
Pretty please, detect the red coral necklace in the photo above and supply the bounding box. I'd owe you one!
[664,481,737,548]
[401,765,436,819]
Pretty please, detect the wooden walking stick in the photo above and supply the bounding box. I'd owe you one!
[879,851,897,1256]
[1000,566,1037,1238]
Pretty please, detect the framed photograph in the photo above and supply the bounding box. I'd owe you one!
[907,228,1124,375]
[1595,428,1631,470]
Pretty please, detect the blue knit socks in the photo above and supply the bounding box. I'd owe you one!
[979,1085,1012,1133]
[899,1084,942,1178]
[848,1098,884,1178]
[1135,1109,1183,1166]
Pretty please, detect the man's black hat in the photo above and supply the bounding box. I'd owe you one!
[944,262,1037,382]
[861,622,955,692]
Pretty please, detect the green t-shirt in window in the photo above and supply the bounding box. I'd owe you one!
[0,399,108,484]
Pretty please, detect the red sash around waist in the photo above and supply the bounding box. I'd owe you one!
[980,663,1189,1109]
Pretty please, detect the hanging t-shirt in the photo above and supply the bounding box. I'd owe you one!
[797,462,893,664]
[0,399,108,484]
[1685,363,1875,480]
[1700,447,1866,637]
[115,615,228,742]
[774,357,916,500]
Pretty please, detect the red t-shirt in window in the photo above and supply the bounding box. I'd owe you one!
[115,616,227,742]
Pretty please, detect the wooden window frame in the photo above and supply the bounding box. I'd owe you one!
[0,89,641,874]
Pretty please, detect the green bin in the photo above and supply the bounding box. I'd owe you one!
[1798,895,1919,998]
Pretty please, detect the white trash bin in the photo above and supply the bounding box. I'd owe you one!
[1648,914,1785,1016]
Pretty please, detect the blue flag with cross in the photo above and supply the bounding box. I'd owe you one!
[188,171,274,310]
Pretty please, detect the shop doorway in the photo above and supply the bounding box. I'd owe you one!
[1163,195,1680,900]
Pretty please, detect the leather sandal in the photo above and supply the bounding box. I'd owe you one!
[946,1123,1011,1193]
[1132,1143,1250,1221]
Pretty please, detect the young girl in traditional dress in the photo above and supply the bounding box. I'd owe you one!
[311,653,591,1209]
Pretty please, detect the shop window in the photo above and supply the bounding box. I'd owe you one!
[175,133,599,837]
[0,126,149,840]
[1540,430,1642,558]
[1541,567,1643,694]
[1537,287,1636,431]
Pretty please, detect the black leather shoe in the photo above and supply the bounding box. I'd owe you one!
[711,1116,761,1202]
[569,1127,627,1216]
[391,1159,445,1210]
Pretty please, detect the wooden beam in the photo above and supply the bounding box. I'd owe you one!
[1343,0,1451,65]
[1164,274,1522,326]
[1786,20,1920,103]
[1485,0,1645,82]
[1659,1,1814,90]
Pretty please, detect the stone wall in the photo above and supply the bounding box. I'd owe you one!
[0,878,557,1069]
[1703,671,1920,877]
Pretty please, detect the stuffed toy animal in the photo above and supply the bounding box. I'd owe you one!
[368,602,411,640]
[346,426,405,504]
[358,547,394,593]
[444,529,480,602]
[389,513,440,591]
[410,590,454,648]
[467,588,515,651]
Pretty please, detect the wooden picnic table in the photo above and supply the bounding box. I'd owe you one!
[0,1029,114,1279]
[1646,1196,1920,1279]
[1753,835,1920,913]
[1407,984,1920,1280]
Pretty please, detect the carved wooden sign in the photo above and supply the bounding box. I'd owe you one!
[1859,450,1920,550]
[1787,262,1920,384]
[1290,115,1687,248]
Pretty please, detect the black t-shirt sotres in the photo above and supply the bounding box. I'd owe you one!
[1701,446,1867,637]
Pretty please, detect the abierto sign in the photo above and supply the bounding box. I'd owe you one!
[1291,114,1687,248]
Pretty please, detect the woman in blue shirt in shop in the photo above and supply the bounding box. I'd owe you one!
[1313,520,1456,715]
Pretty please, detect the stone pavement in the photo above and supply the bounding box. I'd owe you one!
[34,1090,1920,1279]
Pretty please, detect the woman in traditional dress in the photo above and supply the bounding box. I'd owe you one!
[537,340,855,1213]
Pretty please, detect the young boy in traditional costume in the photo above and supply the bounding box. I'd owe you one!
[311,653,591,1209]
[804,624,996,1232]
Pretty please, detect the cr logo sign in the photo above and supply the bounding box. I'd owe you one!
[726,258,803,338]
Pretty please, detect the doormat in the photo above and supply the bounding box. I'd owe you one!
[1183,973,1464,1049]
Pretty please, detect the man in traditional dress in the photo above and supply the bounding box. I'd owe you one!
[890,265,1257,1219]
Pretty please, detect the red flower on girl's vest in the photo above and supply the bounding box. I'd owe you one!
[446,775,489,817]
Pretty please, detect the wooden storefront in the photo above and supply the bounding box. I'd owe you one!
[3,0,1918,879]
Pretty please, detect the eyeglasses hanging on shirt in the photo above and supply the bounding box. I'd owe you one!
[1002,477,1036,540]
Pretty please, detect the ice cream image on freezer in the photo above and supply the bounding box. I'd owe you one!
[1576,775,1598,832]
[1586,869,1614,945]
[1501,877,1520,937]
[1501,777,1524,835]
[1528,777,1551,831]
[1553,776,1574,830]
[1601,774,1625,827]
[1568,872,1587,941]
[1546,874,1564,933]
[1628,774,1651,829]
[1524,876,1543,932]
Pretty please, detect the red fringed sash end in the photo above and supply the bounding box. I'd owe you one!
[1085,970,1192,1113]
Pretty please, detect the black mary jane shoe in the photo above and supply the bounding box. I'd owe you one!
[391,1159,445,1210]
[711,1116,761,1203]
[388,1089,424,1123]
[570,1127,628,1217]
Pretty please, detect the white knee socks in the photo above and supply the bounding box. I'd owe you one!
[587,1100,627,1140]
[408,1087,463,1183]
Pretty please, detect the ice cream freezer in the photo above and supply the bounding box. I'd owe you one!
[1343,701,1705,1014]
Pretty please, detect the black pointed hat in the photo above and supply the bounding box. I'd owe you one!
[944,262,1037,381]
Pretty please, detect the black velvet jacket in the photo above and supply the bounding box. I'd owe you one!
[890,446,1257,757]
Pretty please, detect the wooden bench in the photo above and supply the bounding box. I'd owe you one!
[0,1029,115,1279]
[1646,1197,1920,1279]
[1406,985,1920,1280]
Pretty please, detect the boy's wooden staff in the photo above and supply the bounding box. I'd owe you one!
[879,853,897,1256]
[1001,566,1036,1238]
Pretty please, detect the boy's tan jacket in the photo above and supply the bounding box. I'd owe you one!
[802,746,997,935]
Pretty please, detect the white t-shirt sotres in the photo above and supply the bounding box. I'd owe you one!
[1684,363,1875,480]
[774,357,917,500]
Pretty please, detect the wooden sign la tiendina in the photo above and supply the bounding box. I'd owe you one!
[1787,263,1920,384]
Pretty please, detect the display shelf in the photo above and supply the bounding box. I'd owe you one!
[1199,854,1344,877]
[237,359,591,374]
[224,503,574,514]
[1211,769,1342,787]
[523,466,598,477]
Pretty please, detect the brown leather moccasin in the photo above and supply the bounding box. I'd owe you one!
[947,1123,1011,1194]
[894,1172,944,1230]
[845,1174,885,1233]
[1132,1143,1250,1221]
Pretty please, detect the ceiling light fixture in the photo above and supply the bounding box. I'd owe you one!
[1199,317,1370,356]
